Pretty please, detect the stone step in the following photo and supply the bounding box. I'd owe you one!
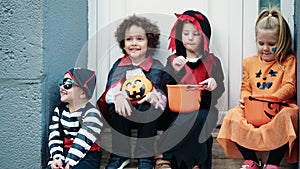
[100,128,297,169]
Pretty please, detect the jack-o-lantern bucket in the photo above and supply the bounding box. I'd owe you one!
[167,85,202,113]
[244,95,284,127]
[122,76,153,101]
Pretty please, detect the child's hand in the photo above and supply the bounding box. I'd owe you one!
[199,78,217,91]
[239,99,245,109]
[138,91,166,110]
[51,158,63,169]
[64,162,70,169]
[172,56,189,72]
[114,94,132,116]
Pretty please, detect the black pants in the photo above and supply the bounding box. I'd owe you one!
[109,102,161,158]
[235,143,288,166]
[157,107,218,169]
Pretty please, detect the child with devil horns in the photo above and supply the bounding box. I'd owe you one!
[155,10,225,169]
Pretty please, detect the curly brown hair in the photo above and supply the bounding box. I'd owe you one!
[115,15,160,55]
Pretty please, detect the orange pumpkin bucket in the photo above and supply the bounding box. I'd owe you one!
[244,95,285,127]
[122,76,153,101]
[167,85,202,113]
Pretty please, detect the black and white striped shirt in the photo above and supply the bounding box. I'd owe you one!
[48,102,103,167]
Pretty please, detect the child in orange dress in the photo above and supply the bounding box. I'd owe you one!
[217,7,298,169]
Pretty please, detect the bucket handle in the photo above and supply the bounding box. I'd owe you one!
[186,85,206,91]
[248,96,288,107]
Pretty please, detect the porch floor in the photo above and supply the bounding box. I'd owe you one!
[99,128,298,169]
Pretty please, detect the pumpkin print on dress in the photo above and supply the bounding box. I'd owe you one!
[256,69,277,90]
[121,76,153,100]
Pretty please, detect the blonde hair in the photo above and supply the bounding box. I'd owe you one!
[255,7,293,64]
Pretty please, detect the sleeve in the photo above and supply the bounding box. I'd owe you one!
[211,57,225,101]
[105,82,127,104]
[65,108,103,167]
[240,58,252,100]
[272,56,296,100]
[97,59,123,121]
[48,106,64,161]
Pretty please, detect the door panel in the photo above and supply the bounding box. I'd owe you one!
[88,0,294,111]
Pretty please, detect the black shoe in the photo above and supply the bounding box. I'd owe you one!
[138,158,154,169]
[106,156,130,169]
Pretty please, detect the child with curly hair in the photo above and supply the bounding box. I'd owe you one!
[97,15,166,169]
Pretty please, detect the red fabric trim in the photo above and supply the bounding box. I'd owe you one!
[64,138,100,151]
[83,71,96,89]
[67,70,75,81]
[118,54,153,72]
[170,54,216,84]
[97,77,125,122]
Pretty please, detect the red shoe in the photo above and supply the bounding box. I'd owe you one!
[263,164,279,169]
[240,160,260,169]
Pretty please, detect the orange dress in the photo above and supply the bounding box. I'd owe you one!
[217,55,298,163]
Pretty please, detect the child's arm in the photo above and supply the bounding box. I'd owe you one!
[172,56,189,72]
[240,59,252,100]
[164,55,187,82]
[206,56,225,106]
[114,92,132,116]
[137,89,167,110]
[211,57,225,95]
[65,107,103,168]
[48,106,64,162]
[103,58,133,117]
[106,82,132,117]
[271,56,296,100]
[137,61,167,110]
[199,78,217,91]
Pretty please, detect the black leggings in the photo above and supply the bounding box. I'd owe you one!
[235,143,288,166]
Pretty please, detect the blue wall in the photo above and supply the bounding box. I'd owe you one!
[0,0,43,168]
[0,0,88,168]
[42,0,88,168]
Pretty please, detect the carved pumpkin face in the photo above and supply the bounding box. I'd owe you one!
[121,76,153,100]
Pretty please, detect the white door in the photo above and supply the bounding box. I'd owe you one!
[87,0,294,113]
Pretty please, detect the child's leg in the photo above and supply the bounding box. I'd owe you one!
[266,143,288,166]
[135,115,158,157]
[235,143,259,163]
[202,136,213,169]
[109,104,132,157]
[73,150,102,169]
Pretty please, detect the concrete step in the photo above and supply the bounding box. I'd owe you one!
[100,128,297,169]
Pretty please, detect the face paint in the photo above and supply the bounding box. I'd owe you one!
[272,47,277,53]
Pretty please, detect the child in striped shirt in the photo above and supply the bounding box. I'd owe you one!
[47,68,103,169]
